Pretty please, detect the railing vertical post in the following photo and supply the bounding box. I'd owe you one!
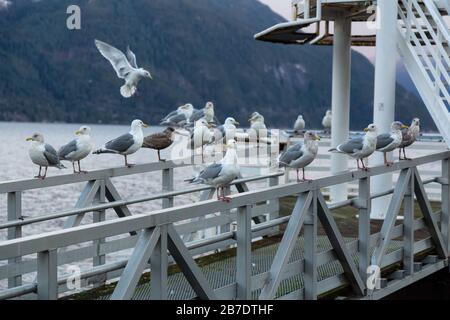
[267,176,280,235]
[236,205,252,299]
[37,249,58,300]
[162,168,174,209]
[219,186,231,235]
[358,177,371,285]
[403,169,415,275]
[7,191,22,288]
[442,159,450,255]
[304,191,317,300]
[93,180,106,268]
[150,225,168,300]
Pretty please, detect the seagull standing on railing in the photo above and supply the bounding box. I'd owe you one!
[329,124,378,171]
[94,40,153,98]
[249,112,268,138]
[26,133,66,179]
[192,119,213,159]
[160,104,195,128]
[58,126,93,174]
[93,119,148,167]
[376,121,408,166]
[186,140,240,202]
[278,131,320,182]
[188,102,219,126]
[142,127,176,161]
[293,115,306,135]
[322,110,332,133]
[399,118,420,160]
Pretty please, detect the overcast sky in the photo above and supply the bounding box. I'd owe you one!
[259,0,376,60]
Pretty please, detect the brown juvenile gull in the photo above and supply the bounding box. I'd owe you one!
[398,118,420,160]
[142,127,176,161]
[58,126,93,174]
[93,119,148,167]
[26,133,66,179]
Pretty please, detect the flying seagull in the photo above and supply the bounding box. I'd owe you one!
[186,140,240,202]
[160,104,195,128]
[142,127,176,161]
[399,118,420,160]
[279,131,320,181]
[322,110,332,133]
[94,39,153,98]
[329,124,378,170]
[209,117,239,145]
[58,126,93,174]
[26,133,66,179]
[376,121,408,166]
[293,115,305,135]
[93,119,148,167]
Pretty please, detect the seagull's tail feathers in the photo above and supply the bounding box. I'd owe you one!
[185,177,202,184]
[93,148,118,155]
[56,163,66,169]
[120,84,135,98]
[329,147,340,153]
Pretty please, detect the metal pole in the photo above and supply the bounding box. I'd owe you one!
[162,168,174,209]
[93,180,106,268]
[304,191,317,299]
[441,159,450,255]
[403,169,415,275]
[371,0,399,219]
[7,191,22,288]
[37,249,58,300]
[236,205,252,299]
[150,225,168,299]
[330,15,352,202]
[358,177,371,285]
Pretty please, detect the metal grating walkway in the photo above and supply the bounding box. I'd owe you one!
[96,236,403,300]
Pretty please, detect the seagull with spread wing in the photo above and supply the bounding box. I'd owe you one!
[329,124,378,170]
[279,131,320,181]
[93,119,148,167]
[27,133,66,179]
[95,39,153,98]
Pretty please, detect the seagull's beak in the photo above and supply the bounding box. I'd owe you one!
[75,130,82,136]
[234,121,240,126]
[148,73,153,80]
[314,135,321,141]
[142,123,149,128]
[401,124,409,129]
[363,128,369,132]
[26,137,33,141]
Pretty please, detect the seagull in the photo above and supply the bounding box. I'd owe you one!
[93,119,148,167]
[58,126,93,174]
[189,102,219,125]
[142,127,176,161]
[192,119,213,159]
[376,121,408,166]
[26,133,66,179]
[186,140,240,202]
[160,104,195,128]
[293,115,305,134]
[399,118,420,160]
[322,110,332,133]
[210,117,239,144]
[329,124,378,171]
[249,112,268,138]
[278,131,320,181]
[94,39,153,98]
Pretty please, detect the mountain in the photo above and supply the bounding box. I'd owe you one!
[0,0,435,130]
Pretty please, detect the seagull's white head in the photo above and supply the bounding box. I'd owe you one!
[304,131,320,142]
[139,68,153,79]
[205,102,214,111]
[224,117,239,127]
[411,118,420,127]
[391,121,408,132]
[297,115,303,120]
[326,110,332,116]
[363,123,377,133]
[26,132,44,143]
[76,126,91,136]
[249,113,264,123]
[131,119,149,131]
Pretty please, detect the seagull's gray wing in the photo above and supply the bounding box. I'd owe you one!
[126,46,138,68]
[279,142,303,166]
[197,163,223,181]
[189,109,204,123]
[105,133,135,153]
[58,139,78,160]
[209,125,226,143]
[44,144,61,166]
[376,133,394,149]
[338,137,364,154]
[95,40,134,79]
[161,110,179,122]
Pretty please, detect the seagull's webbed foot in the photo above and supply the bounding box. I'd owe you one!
[385,161,394,167]
[126,163,136,168]
[34,175,45,180]
[221,196,232,203]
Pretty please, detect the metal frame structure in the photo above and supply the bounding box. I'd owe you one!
[0,151,449,300]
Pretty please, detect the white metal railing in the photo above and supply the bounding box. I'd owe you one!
[398,0,450,148]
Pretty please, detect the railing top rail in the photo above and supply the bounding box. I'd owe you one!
[0,157,194,194]
[0,151,448,260]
